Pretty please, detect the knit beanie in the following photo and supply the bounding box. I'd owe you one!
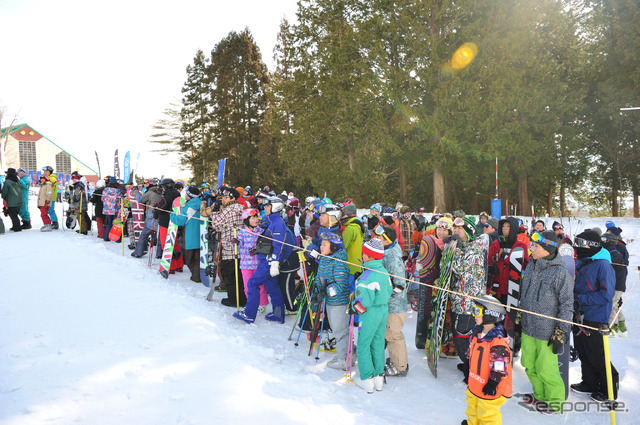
[461,216,476,240]
[575,230,601,259]
[532,230,559,255]
[362,238,384,260]
[186,185,200,198]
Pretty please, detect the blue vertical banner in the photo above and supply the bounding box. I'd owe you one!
[217,158,226,187]
[491,198,502,219]
[29,170,34,186]
[123,151,131,184]
[36,171,42,184]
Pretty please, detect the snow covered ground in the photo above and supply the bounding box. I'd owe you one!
[1,197,639,424]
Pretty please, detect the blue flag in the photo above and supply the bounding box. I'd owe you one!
[123,151,131,184]
[217,158,226,187]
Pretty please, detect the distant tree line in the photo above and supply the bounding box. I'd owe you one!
[149,0,639,217]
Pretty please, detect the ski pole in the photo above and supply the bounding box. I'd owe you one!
[295,303,310,347]
[288,291,307,340]
[234,227,240,311]
[345,313,355,381]
[297,251,315,328]
[315,298,326,362]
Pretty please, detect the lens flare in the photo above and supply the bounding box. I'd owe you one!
[451,42,478,70]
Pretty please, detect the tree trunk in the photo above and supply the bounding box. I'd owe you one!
[612,187,619,217]
[472,179,478,213]
[433,166,446,213]
[399,161,407,204]
[560,180,566,217]
[633,178,639,218]
[518,171,529,218]
[547,185,553,216]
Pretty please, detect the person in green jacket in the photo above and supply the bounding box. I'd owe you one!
[1,168,24,232]
[340,204,363,290]
[17,168,31,229]
[351,238,392,393]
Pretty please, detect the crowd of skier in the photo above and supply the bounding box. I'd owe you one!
[1,165,632,423]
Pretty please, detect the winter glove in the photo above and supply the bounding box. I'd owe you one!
[515,310,522,325]
[498,250,507,261]
[44,200,50,207]
[482,379,500,396]
[349,299,367,315]
[202,193,212,202]
[442,234,461,244]
[211,199,222,213]
[269,259,280,277]
[248,248,257,256]
[548,326,566,355]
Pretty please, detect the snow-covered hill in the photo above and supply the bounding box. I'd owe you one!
[1,198,639,424]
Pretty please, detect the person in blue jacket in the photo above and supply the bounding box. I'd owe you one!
[17,168,31,229]
[570,230,619,404]
[169,186,203,284]
[234,196,287,324]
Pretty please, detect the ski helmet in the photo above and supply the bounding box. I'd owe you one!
[42,165,54,173]
[263,196,285,213]
[473,294,506,325]
[242,208,260,221]
[320,232,343,253]
[318,203,342,224]
[160,178,175,189]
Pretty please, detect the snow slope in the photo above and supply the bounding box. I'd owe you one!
[1,198,639,424]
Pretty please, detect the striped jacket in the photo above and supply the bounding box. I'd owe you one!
[313,249,351,306]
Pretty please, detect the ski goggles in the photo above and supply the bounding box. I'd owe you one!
[472,306,484,317]
[479,211,488,218]
[531,232,557,247]
[373,224,392,244]
[552,223,563,231]
[453,217,465,227]
[435,219,452,230]
[573,237,600,249]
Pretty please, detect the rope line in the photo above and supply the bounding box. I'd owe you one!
[79,189,635,332]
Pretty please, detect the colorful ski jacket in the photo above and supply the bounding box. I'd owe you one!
[170,196,201,250]
[520,254,574,340]
[19,175,30,205]
[102,187,120,216]
[238,225,262,270]
[353,259,392,312]
[382,241,408,314]
[575,248,616,323]
[313,248,351,306]
[208,201,244,261]
[450,233,490,314]
[257,211,287,263]
[341,216,363,275]
[467,324,512,400]
[48,174,58,202]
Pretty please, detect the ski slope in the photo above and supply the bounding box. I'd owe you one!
[1,197,639,424]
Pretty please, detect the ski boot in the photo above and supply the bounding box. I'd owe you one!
[617,321,628,338]
[21,220,31,230]
[51,221,59,230]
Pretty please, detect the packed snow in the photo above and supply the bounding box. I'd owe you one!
[1,196,639,424]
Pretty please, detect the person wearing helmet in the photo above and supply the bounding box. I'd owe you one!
[131,178,163,257]
[303,203,343,262]
[36,174,54,231]
[169,186,203,283]
[372,225,409,377]
[463,294,512,425]
[42,166,59,229]
[102,177,122,242]
[234,196,287,324]
[519,230,573,414]
[449,216,491,379]
[205,185,245,307]
[312,232,351,370]
[236,208,269,312]
[475,211,489,236]
[152,179,184,272]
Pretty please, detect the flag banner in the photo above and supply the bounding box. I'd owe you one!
[123,151,131,184]
[114,149,120,179]
[217,158,226,187]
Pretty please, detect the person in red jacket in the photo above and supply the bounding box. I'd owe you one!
[487,217,530,303]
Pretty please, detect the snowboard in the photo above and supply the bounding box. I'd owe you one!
[205,230,222,301]
[159,195,184,279]
[504,247,525,355]
[108,218,123,241]
[415,234,440,349]
[199,215,210,287]
[426,239,457,378]
[558,243,575,400]
[126,185,145,248]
